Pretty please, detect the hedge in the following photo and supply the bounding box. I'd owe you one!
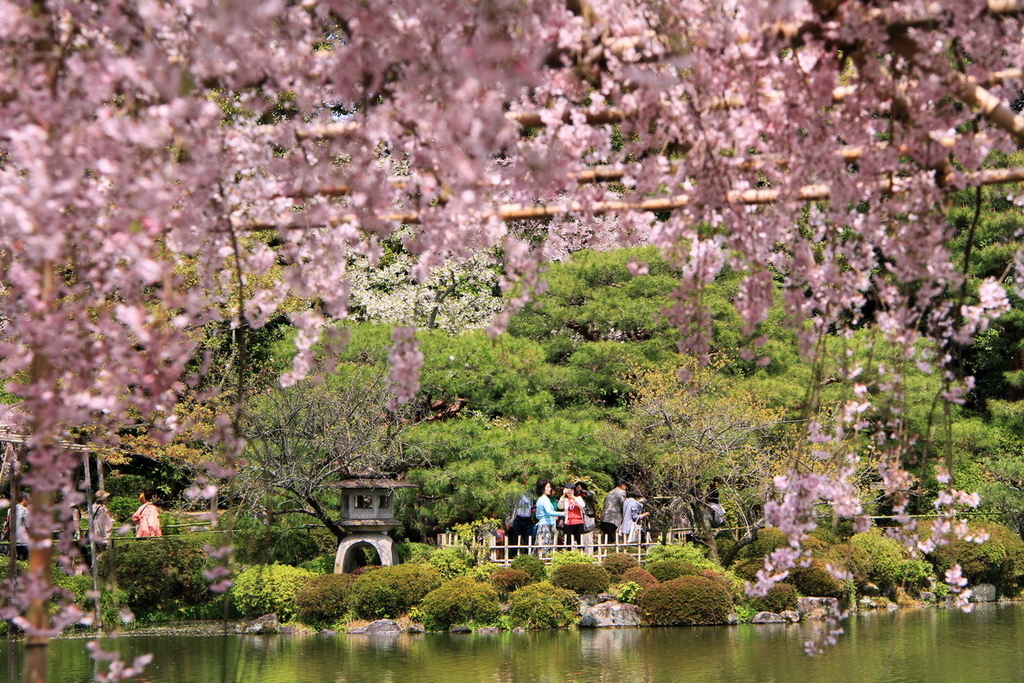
[551,563,611,595]
[97,534,215,615]
[231,564,317,621]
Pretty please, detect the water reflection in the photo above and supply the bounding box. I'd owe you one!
[3,605,1024,683]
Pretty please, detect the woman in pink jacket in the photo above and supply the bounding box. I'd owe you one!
[132,493,162,538]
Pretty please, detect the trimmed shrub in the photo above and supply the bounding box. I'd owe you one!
[790,559,846,599]
[507,582,580,629]
[350,564,443,619]
[98,534,214,614]
[490,568,531,599]
[646,560,699,583]
[295,574,356,626]
[848,530,911,590]
[930,522,1024,592]
[551,563,611,595]
[52,571,93,613]
[750,582,798,614]
[510,554,547,583]
[550,550,596,569]
[640,575,733,626]
[644,544,719,572]
[428,547,474,580]
[232,564,317,621]
[417,577,501,630]
[620,567,659,589]
[602,553,640,581]
[898,559,934,589]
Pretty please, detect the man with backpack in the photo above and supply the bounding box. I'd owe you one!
[505,476,535,558]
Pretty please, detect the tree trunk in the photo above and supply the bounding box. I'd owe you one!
[689,501,720,565]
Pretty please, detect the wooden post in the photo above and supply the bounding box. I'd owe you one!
[6,448,18,640]
[82,452,102,630]
[24,259,55,683]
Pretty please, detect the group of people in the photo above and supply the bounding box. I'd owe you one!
[2,490,162,561]
[505,478,649,556]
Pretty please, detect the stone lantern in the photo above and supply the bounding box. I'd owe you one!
[330,477,417,574]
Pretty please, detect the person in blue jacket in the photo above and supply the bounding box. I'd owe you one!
[533,478,564,557]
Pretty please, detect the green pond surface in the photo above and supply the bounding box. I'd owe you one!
[3,604,1023,683]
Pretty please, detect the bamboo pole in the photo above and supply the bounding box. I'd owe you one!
[889,33,1024,147]
[288,141,946,199]
[82,452,102,631]
[6,448,18,640]
[244,164,1024,231]
[989,0,1021,12]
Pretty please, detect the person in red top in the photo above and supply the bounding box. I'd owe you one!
[558,484,587,547]
[132,492,162,538]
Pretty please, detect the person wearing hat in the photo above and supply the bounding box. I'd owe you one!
[90,490,113,553]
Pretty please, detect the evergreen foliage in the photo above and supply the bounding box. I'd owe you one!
[639,576,734,626]
[98,535,214,615]
[930,522,1024,593]
[231,564,317,621]
[349,564,443,619]
[509,555,548,583]
[507,582,580,629]
[620,567,660,589]
[789,560,847,600]
[295,574,356,627]
[550,563,611,595]
[602,553,641,581]
[490,568,532,599]
[416,577,502,630]
[427,547,474,580]
[749,583,798,614]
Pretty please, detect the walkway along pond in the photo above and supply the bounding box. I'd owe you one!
[3,603,1023,683]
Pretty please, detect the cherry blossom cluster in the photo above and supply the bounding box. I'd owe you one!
[2,0,1023,670]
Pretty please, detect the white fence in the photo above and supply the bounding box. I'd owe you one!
[436,529,692,565]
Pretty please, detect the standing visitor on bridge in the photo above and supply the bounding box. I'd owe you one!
[558,484,588,548]
[90,490,113,553]
[132,492,162,538]
[505,476,535,558]
[533,479,563,557]
[600,481,628,544]
[619,490,649,544]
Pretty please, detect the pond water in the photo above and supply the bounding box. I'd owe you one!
[3,604,1023,683]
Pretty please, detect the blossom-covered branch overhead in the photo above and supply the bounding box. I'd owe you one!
[2,0,1024,666]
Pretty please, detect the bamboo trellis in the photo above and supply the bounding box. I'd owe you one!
[255,12,1024,234]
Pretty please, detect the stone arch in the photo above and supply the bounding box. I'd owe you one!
[334,533,395,574]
